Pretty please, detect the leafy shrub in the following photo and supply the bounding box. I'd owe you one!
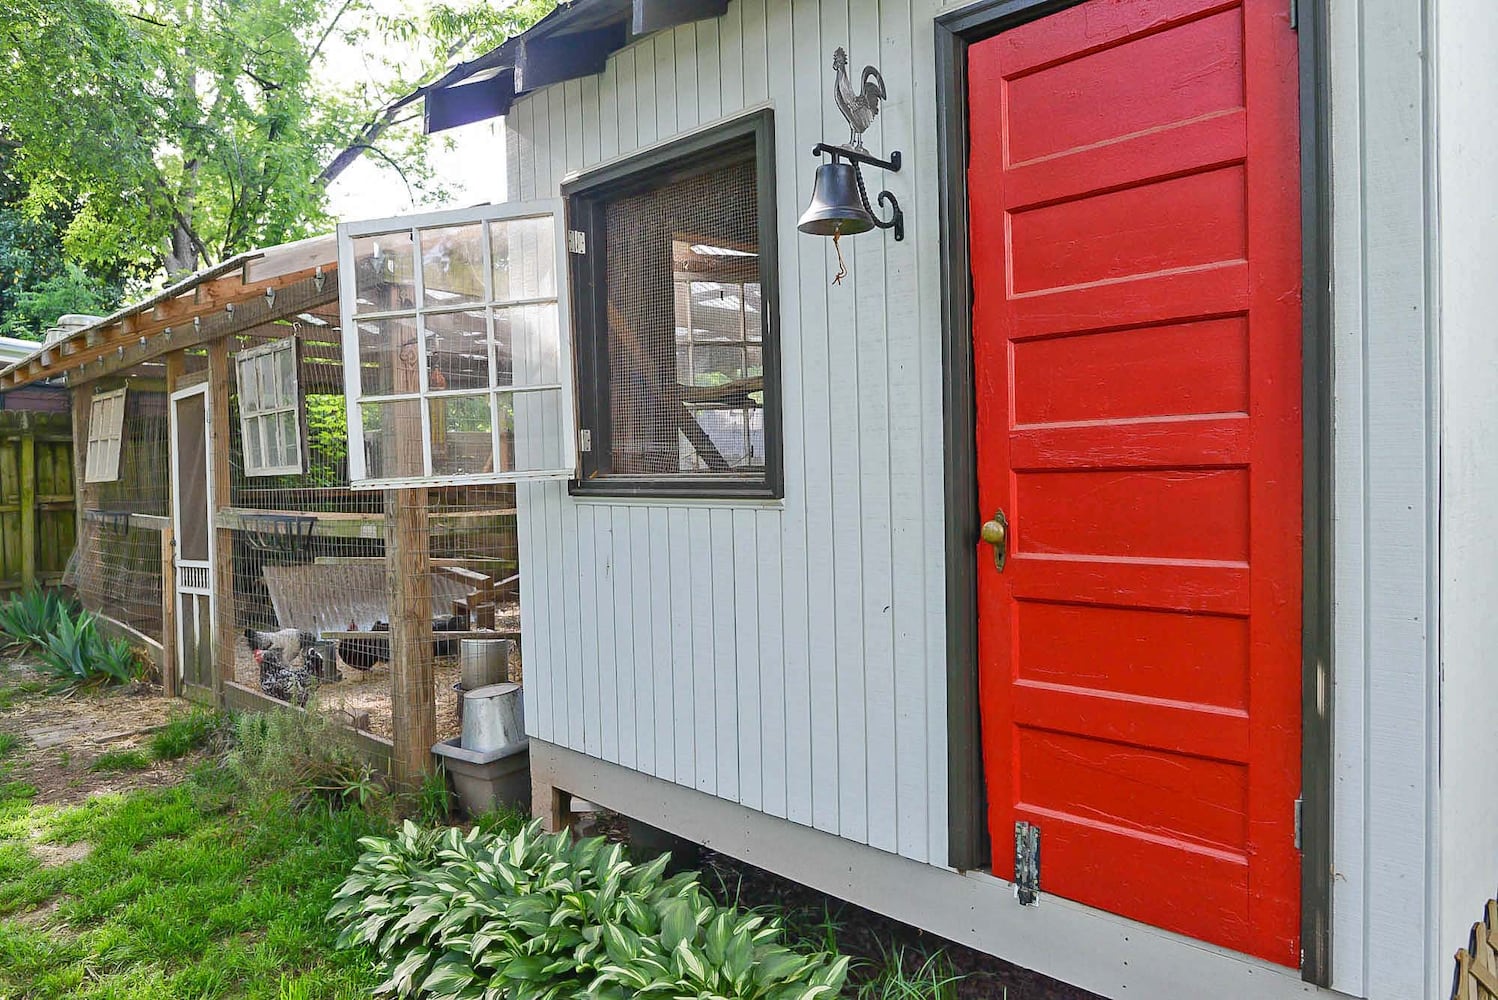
[330,819,850,1000]
[227,708,386,812]
[34,607,142,689]
[0,587,68,650]
[149,707,220,761]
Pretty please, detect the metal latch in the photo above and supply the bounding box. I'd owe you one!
[1015,821,1041,906]
[567,230,587,255]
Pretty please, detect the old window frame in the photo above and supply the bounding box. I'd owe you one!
[84,386,127,484]
[236,336,304,477]
[566,110,782,499]
[336,199,577,489]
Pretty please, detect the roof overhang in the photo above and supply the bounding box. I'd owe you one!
[422,0,729,133]
[0,233,337,392]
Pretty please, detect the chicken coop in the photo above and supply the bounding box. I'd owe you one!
[0,235,523,781]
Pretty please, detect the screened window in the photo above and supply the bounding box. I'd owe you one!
[336,201,575,488]
[236,337,303,477]
[84,387,126,484]
[569,111,780,498]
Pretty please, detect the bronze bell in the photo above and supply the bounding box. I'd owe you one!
[798,160,875,236]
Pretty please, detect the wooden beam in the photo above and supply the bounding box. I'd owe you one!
[426,71,517,133]
[515,26,627,92]
[387,487,436,787]
[631,0,728,35]
[208,339,234,706]
[71,389,99,592]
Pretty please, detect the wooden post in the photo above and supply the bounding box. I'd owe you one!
[70,386,100,590]
[18,412,35,590]
[208,339,234,704]
[387,486,435,786]
[159,350,182,699]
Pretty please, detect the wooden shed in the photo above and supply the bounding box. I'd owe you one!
[340,0,1495,997]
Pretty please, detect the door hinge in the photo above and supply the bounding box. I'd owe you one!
[1289,0,1299,30]
[1294,796,1304,850]
[567,230,587,255]
[578,428,592,453]
[1014,821,1041,906]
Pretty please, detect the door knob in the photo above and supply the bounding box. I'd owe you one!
[980,509,1008,572]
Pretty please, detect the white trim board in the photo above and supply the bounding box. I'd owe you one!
[531,740,1353,1000]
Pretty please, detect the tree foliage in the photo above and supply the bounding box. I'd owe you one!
[0,0,554,332]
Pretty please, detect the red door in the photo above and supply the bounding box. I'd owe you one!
[970,0,1302,966]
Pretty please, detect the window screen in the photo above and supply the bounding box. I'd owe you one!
[571,112,779,497]
[84,387,127,484]
[236,337,303,477]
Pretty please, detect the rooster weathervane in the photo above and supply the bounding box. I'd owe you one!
[797,45,905,275]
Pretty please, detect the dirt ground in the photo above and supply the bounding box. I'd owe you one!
[0,659,196,806]
[231,601,523,742]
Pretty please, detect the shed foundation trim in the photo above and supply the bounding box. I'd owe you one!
[530,739,1351,1000]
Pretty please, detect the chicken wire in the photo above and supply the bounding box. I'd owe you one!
[65,379,170,641]
[222,308,520,742]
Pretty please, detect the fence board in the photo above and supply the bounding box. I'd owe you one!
[0,411,74,592]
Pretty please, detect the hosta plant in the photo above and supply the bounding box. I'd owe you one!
[330,819,850,1000]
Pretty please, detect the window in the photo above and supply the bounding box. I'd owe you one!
[236,337,303,476]
[84,387,126,484]
[336,201,575,488]
[568,111,781,498]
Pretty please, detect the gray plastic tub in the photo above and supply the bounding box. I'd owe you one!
[431,737,530,816]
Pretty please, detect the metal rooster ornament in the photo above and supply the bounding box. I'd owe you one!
[832,47,886,149]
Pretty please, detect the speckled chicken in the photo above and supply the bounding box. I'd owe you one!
[255,647,311,707]
[832,47,886,149]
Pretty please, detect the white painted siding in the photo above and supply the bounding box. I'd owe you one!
[1328,0,1441,996]
[505,0,1443,993]
[512,0,949,866]
[1436,0,1498,988]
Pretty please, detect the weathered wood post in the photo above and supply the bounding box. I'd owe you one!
[159,350,183,699]
[18,412,35,590]
[208,339,234,705]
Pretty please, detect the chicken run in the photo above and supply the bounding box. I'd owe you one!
[30,237,524,777]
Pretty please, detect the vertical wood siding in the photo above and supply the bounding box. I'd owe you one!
[512,0,949,866]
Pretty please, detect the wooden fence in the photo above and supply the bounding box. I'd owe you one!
[0,410,74,593]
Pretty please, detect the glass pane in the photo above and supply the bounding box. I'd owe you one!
[490,216,555,302]
[237,358,261,413]
[430,394,493,476]
[688,281,747,341]
[355,315,423,397]
[278,411,299,469]
[359,399,426,480]
[352,231,416,313]
[682,345,747,387]
[244,416,264,472]
[503,389,564,474]
[426,308,489,390]
[277,344,296,406]
[493,303,560,387]
[421,224,486,306]
[745,283,762,340]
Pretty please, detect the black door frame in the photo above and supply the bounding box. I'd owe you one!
[933,0,1333,983]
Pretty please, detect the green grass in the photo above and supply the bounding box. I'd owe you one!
[88,749,152,773]
[0,732,19,759]
[148,707,219,762]
[0,762,388,999]
[0,678,47,711]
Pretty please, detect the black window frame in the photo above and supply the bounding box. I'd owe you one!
[565,109,782,500]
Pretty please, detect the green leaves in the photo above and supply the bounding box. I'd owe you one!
[329,819,850,999]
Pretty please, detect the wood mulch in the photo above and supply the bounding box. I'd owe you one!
[0,658,195,806]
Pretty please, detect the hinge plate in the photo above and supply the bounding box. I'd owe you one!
[1294,796,1304,850]
[1289,0,1299,30]
[579,429,592,453]
[1014,821,1041,906]
[567,230,587,255]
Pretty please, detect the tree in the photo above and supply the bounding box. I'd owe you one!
[0,0,553,293]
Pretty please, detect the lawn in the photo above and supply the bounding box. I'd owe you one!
[0,668,386,1000]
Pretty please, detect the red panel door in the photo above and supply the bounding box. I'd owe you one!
[969,0,1302,966]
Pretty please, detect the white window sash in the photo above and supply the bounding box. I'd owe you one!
[236,336,303,477]
[84,387,127,484]
[336,199,578,490]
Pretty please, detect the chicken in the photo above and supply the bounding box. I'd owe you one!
[244,626,318,663]
[432,614,463,658]
[256,647,311,707]
[832,47,886,149]
[337,619,389,681]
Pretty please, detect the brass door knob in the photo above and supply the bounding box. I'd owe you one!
[980,509,1008,572]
